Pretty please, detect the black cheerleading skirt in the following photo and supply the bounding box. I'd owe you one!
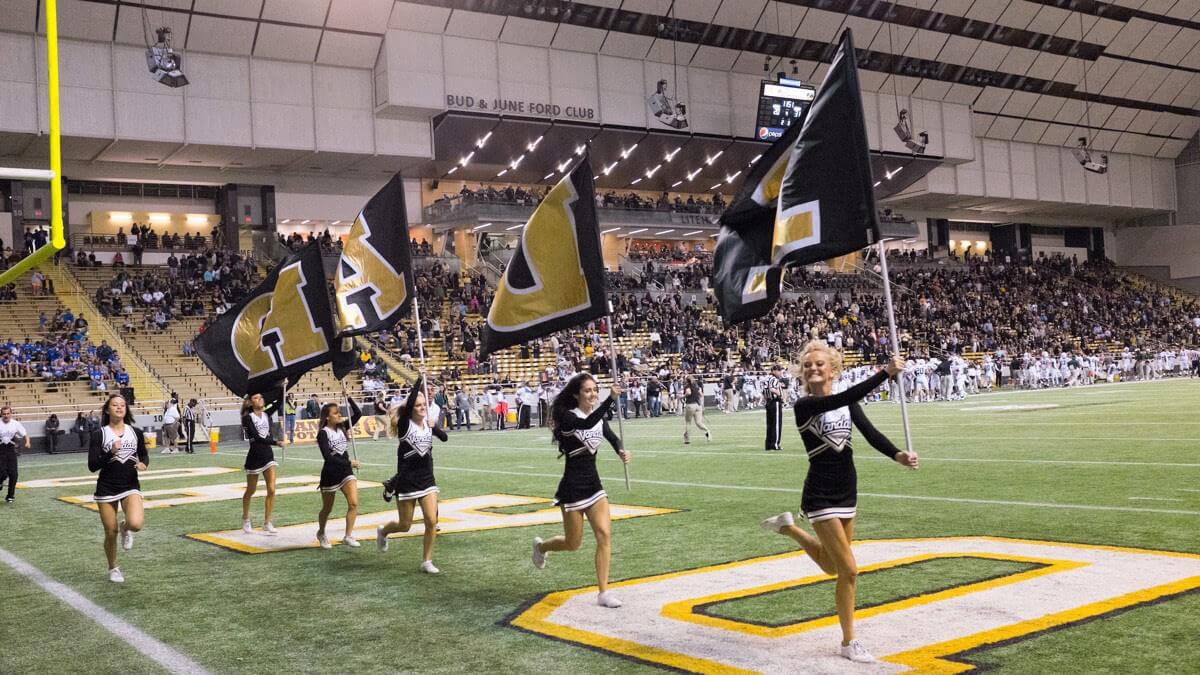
[94,464,141,503]
[554,462,606,513]
[318,462,356,492]
[245,441,277,474]
[392,454,437,501]
[800,465,857,523]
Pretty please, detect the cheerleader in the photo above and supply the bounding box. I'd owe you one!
[240,393,282,535]
[88,395,148,583]
[315,397,363,549]
[531,374,631,609]
[761,342,917,663]
[376,378,447,574]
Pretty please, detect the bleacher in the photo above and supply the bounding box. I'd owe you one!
[0,270,113,414]
[69,264,360,406]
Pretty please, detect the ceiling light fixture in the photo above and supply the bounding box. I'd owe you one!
[505,223,524,231]
[631,178,642,185]
[656,229,675,235]
[280,218,290,224]
[497,169,508,177]
[601,227,621,234]
[646,163,662,178]
[873,181,882,187]
[527,135,543,152]
[682,230,703,236]
[472,222,492,231]
[627,228,648,235]
[447,166,458,175]
[476,132,492,148]
[664,147,682,161]
[671,180,683,188]
[709,183,722,190]
[705,150,723,165]
[543,172,555,180]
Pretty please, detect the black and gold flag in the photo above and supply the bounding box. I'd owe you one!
[711,99,806,324]
[479,157,607,358]
[334,173,415,337]
[772,29,879,267]
[194,242,342,397]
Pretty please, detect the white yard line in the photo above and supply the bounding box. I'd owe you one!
[0,547,211,675]
[1128,497,1184,502]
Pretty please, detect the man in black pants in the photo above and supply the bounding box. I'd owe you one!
[182,399,199,454]
[0,406,31,503]
[764,365,786,451]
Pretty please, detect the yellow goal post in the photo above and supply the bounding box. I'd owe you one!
[0,0,64,285]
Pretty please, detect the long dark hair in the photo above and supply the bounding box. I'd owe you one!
[318,402,341,429]
[101,394,135,426]
[549,373,596,444]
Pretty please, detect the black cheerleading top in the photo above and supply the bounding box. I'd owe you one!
[550,395,623,511]
[793,370,900,467]
[317,397,362,490]
[387,379,448,500]
[88,424,148,502]
[242,409,280,447]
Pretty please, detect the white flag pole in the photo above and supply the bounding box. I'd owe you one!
[604,302,631,490]
[876,240,914,462]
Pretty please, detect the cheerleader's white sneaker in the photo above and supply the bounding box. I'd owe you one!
[597,591,623,608]
[532,537,547,569]
[420,560,440,574]
[839,640,875,663]
[317,533,331,550]
[120,523,134,550]
[263,522,278,535]
[108,567,124,583]
[342,536,360,548]
[376,525,389,552]
[761,512,795,533]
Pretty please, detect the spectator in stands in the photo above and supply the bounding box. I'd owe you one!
[72,412,89,447]
[44,413,63,454]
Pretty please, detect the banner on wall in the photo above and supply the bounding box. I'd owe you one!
[289,415,390,446]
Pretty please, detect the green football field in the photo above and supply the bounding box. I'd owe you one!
[2,378,1199,674]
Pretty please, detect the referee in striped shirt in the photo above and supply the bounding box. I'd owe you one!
[764,365,786,452]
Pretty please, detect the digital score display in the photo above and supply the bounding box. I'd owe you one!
[755,79,816,141]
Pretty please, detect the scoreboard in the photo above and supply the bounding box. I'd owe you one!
[755,78,815,141]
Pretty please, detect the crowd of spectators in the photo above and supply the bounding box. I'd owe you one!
[429,184,728,217]
[91,249,261,335]
[0,309,130,391]
[279,230,343,256]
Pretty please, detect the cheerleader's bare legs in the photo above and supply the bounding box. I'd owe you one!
[241,465,277,532]
[378,492,439,572]
[316,479,359,546]
[99,493,143,573]
[537,496,616,595]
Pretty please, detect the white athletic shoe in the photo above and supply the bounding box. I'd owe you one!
[108,567,125,583]
[597,591,623,608]
[376,525,389,552]
[839,640,875,663]
[342,536,360,548]
[420,560,440,574]
[120,523,134,551]
[317,533,331,549]
[532,537,547,569]
[761,512,795,533]
[242,519,253,534]
[263,522,278,535]
[159,448,172,455]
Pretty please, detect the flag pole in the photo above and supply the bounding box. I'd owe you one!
[341,382,359,462]
[604,302,631,490]
[279,380,288,464]
[876,240,914,463]
[411,291,433,418]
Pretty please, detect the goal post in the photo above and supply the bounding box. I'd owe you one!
[0,0,64,285]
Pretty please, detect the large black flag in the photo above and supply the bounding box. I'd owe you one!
[772,29,879,267]
[334,173,415,337]
[479,156,607,358]
[194,242,344,397]
[712,112,806,324]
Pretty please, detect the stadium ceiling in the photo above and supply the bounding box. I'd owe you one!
[422,110,938,197]
[2,0,1196,161]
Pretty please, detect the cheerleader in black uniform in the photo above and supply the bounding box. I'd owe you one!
[88,395,148,583]
[761,342,917,663]
[531,374,631,609]
[315,397,363,549]
[376,378,447,574]
[240,393,282,535]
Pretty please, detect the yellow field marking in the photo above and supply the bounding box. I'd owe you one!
[660,552,1083,638]
[509,536,1200,674]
